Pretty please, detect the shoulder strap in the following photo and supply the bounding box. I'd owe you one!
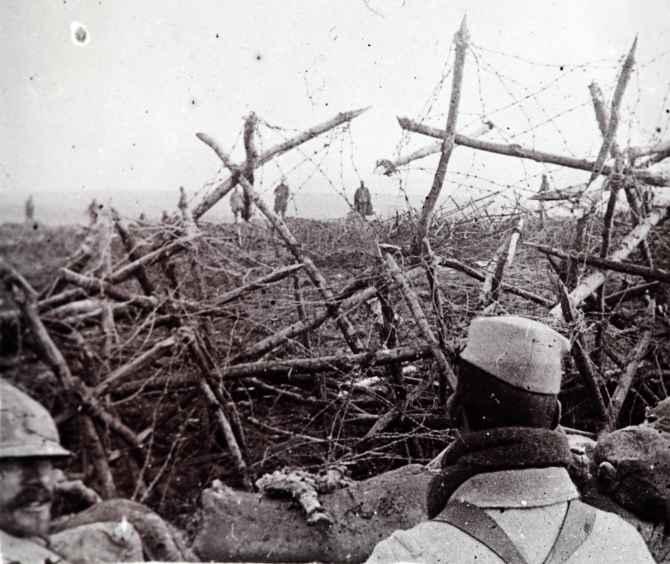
[543,500,596,564]
[434,501,529,564]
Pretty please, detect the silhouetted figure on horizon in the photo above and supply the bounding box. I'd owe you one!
[354,180,374,217]
[274,178,290,219]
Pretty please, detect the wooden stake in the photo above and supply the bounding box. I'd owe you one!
[188,331,253,491]
[292,275,312,353]
[440,257,553,307]
[587,37,637,186]
[537,176,550,227]
[41,224,98,299]
[384,253,456,390]
[398,118,670,187]
[81,416,117,499]
[376,120,493,176]
[232,267,424,363]
[608,319,653,428]
[107,235,197,285]
[413,17,469,254]
[548,205,669,318]
[553,275,609,426]
[111,208,155,295]
[196,131,364,354]
[527,242,670,283]
[95,336,179,395]
[421,238,449,406]
[192,107,370,220]
[628,139,670,160]
[60,268,158,308]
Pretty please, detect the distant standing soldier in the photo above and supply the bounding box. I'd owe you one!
[354,180,374,217]
[87,198,99,226]
[230,187,245,224]
[25,195,36,225]
[274,177,290,219]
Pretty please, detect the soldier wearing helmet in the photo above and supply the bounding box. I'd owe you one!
[0,379,70,540]
[366,316,654,563]
[0,378,142,563]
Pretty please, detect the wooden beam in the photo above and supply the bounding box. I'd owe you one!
[548,205,669,318]
[587,37,636,186]
[413,17,469,254]
[398,117,670,187]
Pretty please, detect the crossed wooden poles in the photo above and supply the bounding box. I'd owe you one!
[389,20,669,431]
[2,19,669,501]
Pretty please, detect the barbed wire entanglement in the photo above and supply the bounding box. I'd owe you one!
[1,20,669,547]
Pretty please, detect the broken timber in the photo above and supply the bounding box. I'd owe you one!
[376,120,494,176]
[398,118,670,187]
[526,243,670,284]
[548,205,670,319]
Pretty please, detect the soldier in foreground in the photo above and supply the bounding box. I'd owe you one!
[0,378,142,563]
[366,316,654,563]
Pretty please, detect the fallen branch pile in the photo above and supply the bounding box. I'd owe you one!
[0,21,669,541]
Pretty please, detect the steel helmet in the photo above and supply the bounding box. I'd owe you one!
[0,378,71,458]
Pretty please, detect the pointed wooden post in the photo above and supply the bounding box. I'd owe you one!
[587,37,637,187]
[412,16,469,254]
[537,175,549,228]
[240,112,258,222]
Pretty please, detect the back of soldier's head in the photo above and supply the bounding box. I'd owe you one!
[453,316,570,431]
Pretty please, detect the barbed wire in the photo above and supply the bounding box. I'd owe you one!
[470,43,621,71]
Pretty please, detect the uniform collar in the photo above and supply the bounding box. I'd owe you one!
[450,467,580,508]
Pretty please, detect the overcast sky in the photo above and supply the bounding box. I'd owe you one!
[2,0,669,221]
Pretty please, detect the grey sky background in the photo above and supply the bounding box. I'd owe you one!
[2,0,669,223]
